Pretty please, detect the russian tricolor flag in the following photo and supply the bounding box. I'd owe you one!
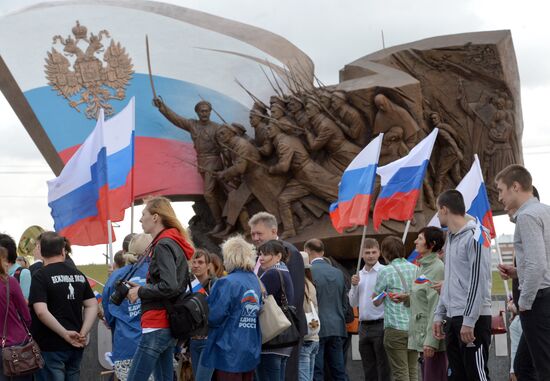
[423,154,495,237]
[329,134,383,233]
[460,155,496,240]
[414,275,432,284]
[372,291,387,302]
[474,217,492,248]
[373,129,438,231]
[189,278,206,295]
[407,154,496,262]
[47,98,135,246]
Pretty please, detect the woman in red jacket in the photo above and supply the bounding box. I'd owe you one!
[126,196,194,381]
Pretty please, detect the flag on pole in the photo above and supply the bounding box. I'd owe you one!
[103,98,136,223]
[422,154,495,236]
[373,129,439,231]
[407,154,496,262]
[47,98,136,246]
[474,217,492,248]
[330,134,384,232]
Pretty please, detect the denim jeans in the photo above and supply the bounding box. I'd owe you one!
[190,338,214,381]
[298,340,319,381]
[35,349,83,381]
[127,329,176,381]
[256,353,289,381]
[313,336,347,381]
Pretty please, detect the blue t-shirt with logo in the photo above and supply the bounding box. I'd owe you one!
[102,260,149,362]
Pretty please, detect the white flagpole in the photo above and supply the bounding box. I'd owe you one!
[356,225,368,274]
[107,219,114,265]
[130,98,136,234]
[494,235,510,297]
[402,220,411,243]
[130,203,135,234]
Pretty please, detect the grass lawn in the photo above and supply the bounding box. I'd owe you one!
[77,264,513,297]
[78,264,109,293]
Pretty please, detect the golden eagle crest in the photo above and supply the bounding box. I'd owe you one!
[44,21,134,119]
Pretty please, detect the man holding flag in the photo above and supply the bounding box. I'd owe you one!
[432,190,492,381]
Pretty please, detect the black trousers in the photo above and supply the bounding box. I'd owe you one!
[358,321,390,381]
[285,339,302,381]
[515,289,550,381]
[445,315,491,381]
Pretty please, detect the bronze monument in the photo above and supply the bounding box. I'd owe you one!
[182,30,523,256]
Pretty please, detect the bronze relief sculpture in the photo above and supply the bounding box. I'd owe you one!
[154,30,523,256]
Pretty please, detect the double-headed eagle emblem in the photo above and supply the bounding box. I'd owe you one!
[44,21,133,119]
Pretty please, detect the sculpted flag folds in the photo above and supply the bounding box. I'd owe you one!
[0,1,313,201]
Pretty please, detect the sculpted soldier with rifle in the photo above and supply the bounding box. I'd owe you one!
[152,97,227,235]
[146,36,227,235]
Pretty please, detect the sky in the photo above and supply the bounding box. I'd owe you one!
[1,0,549,264]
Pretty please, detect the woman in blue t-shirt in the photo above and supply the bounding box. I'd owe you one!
[102,233,152,381]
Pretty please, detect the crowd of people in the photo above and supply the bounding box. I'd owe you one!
[0,163,549,381]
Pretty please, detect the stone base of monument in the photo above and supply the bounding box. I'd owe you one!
[189,198,438,260]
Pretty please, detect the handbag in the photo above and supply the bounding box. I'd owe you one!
[305,300,321,336]
[262,270,301,349]
[256,276,291,344]
[491,310,507,335]
[1,278,44,377]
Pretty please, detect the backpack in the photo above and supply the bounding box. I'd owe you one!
[164,278,209,340]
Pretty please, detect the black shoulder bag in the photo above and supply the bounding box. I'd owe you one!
[164,277,209,340]
[263,270,301,349]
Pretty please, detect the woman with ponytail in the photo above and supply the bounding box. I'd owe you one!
[127,196,194,381]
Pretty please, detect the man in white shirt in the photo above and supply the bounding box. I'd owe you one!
[349,238,390,381]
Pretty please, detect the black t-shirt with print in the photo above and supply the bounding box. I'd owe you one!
[29,262,95,351]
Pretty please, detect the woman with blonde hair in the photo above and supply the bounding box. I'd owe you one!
[127,197,194,381]
[0,247,33,380]
[202,235,262,381]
